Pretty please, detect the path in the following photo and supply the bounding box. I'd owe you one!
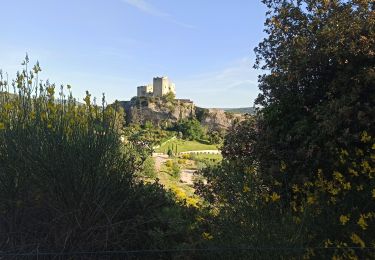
[153,150,219,185]
[180,169,196,185]
[153,154,168,172]
[152,153,198,185]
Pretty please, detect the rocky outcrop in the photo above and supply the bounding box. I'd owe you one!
[119,97,243,130]
[199,108,243,131]
[119,97,195,127]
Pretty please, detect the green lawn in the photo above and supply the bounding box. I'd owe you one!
[192,153,223,161]
[155,139,219,153]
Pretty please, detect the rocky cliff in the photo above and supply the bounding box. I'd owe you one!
[119,97,243,130]
[199,108,243,130]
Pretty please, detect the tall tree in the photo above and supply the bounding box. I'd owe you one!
[254,0,374,186]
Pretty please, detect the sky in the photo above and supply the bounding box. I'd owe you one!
[0,0,267,108]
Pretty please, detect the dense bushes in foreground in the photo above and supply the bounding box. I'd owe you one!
[0,1,373,259]
[0,58,198,255]
[196,0,374,259]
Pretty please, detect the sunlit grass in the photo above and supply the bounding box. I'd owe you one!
[155,139,219,153]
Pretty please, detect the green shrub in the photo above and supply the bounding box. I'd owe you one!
[165,160,173,168]
[141,157,157,178]
[171,161,181,179]
[0,58,198,254]
[178,159,185,164]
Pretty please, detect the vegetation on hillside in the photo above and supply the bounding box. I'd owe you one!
[221,107,256,114]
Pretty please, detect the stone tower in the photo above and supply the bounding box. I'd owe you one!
[152,77,176,97]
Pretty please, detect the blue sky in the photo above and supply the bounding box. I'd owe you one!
[0,0,266,107]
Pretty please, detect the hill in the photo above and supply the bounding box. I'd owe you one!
[220,107,256,114]
[118,96,244,131]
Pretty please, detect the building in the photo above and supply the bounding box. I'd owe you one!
[152,77,176,97]
[137,77,176,97]
[137,84,153,97]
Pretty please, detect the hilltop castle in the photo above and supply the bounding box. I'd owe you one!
[137,77,176,97]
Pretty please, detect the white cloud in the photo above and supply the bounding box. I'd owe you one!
[121,0,194,29]
[122,0,168,17]
[176,57,260,107]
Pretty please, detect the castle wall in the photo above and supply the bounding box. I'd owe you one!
[153,77,163,97]
[153,77,175,97]
[137,84,153,97]
[137,77,175,97]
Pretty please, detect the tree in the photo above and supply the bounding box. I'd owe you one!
[141,157,157,178]
[167,146,174,157]
[173,119,205,141]
[197,1,374,258]
[163,92,176,103]
[252,0,374,257]
[254,0,374,185]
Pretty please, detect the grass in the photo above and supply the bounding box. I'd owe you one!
[191,153,223,161]
[155,139,219,153]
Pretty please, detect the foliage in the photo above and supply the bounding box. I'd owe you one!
[171,160,181,179]
[167,147,174,157]
[171,118,205,141]
[140,156,157,178]
[162,92,176,103]
[164,160,181,179]
[0,58,198,254]
[196,0,375,258]
[123,123,176,149]
[252,0,375,257]
[206,130,224,145]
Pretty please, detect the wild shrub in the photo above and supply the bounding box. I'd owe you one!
[0,57,197,254]
[140,156,157,178]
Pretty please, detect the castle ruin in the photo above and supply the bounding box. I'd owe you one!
[137,77,176,97]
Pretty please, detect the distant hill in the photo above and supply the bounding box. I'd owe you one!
[220,107,256,115]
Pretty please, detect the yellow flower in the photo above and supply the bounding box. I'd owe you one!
[243,184,250,193]
[307,195,315,205]
[348,168,358,177]
[4,103,12,110]
[196,216,204,222]
[324,239,333,248]
[343,182,351,190]
[339,215,350,225]
[351,233,365,248]
[290,201,298,212]
[360,131,371,143]
[372,189,375,199]
[357,215,368,230]
[270,192,280,202]
[340,149,349,156]
[372,143,375,150]
[355,148,364,156]
[292,184,299,193]
[280,161,287,172]
[202,232,213,240]
[0,122,5,130]
[333,171,344,182]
